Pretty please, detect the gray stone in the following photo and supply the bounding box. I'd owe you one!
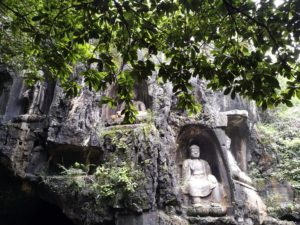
[0,64,298,225]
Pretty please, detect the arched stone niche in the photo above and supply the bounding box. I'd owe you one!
[176,125,233,213]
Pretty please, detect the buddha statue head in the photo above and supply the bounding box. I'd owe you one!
[189,145,200,159]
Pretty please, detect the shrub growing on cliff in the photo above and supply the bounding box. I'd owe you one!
[256,98,300,193]
[1,0,300,122]
[58,162,90,190]
[56,159,144,207]
[92,161,143,206]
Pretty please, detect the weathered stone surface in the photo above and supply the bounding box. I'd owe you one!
[47,85,102,147]
[262,217,296,225]
[158,211,189,225]
[0,65,298,225]
[115,211,158,225]
[188,216,237,225]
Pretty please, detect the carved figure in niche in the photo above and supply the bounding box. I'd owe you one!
[182,145,225,207]
[227,149,252,185]
[117,101,147,116]
[110,100,148,121]
[225,139,252,185]
[22,82,45,115]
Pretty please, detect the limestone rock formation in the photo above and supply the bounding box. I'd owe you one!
[0,65,297,225]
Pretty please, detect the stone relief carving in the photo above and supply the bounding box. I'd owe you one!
[182,145,218,202]
[227,149,252,185]
[117,101,147,117]
[22,82,46,115]
[110,100,148,122]
[224,137,252,185]
[181,144,226,216]
[225,138,267,222]
[102,81,151,124]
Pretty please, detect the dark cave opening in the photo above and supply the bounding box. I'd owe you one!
[0,162,75,225]
[1,198,75,225]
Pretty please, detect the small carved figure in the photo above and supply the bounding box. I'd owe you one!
[117,101,147,115]
[182,145,218,205]
[110,100,148,121]
[22,82,45,115]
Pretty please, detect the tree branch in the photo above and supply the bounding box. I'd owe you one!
[223,0,280,50]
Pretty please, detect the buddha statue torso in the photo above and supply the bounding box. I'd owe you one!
[182,159,217,198]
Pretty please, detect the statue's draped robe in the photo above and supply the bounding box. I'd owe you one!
[182,159,217,197]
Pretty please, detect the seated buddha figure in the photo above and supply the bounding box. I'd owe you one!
[182,145,219,206]
[110,100,148,122]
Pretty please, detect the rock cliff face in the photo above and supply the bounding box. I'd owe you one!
[0,65,296,225]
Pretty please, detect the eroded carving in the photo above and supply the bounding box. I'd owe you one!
[102,81,151,124]
[181,145,226,216]
[227,149,252,185]
[182,145,217,202]
[117,101,147,117]
[22,82,46,115]
[225,138,267,222]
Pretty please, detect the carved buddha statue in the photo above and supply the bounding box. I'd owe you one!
[110,100,148,121]
[182,145,219,205]
[116,101,147,116]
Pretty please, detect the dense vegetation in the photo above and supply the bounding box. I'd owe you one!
[51,158,144,208]
[247,89,300,217]
[0,0,300,121]
[256,97,300,193]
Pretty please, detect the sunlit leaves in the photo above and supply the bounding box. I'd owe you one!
[61,80,82,98]
[100,96,117,109]
[0,0,300,122]
[177,92,202,115]
[82,69,108,91]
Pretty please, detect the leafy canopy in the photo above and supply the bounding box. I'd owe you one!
[0,0,300,121]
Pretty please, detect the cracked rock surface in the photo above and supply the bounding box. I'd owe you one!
[0,66,297,225]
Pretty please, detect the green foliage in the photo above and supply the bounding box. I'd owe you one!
[265,193,284,217]
[256,98,300,192]
[92,160,142,203]
[248,162,266,191]
[99,123,154,149]
[266,197,300,218]
[59,162,89,176]
[57,159,144,207]
[1,0,300,121]
[58,162,89,190]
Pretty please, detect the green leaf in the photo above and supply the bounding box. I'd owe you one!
[230,89,236,99]
[224,87,231,95]
[285,100,293,107]
[1,0,299,112]
[296,90,300,100]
